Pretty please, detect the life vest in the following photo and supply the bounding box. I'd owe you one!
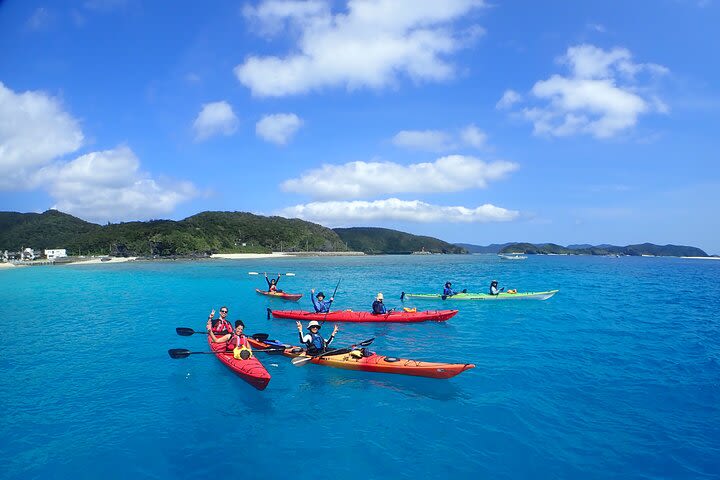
[308,332,325,351]
[227,334,252,360]
[403,307,417,313]
[212,318,232,334]
[269,284,277,293]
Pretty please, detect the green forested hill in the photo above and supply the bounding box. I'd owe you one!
[334,227,466,254]
[498,242,708,257]
[0,210,346,256]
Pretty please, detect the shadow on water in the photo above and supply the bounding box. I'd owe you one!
[298,367,468,401]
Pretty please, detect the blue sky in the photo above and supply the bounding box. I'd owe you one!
[1,0,719,254]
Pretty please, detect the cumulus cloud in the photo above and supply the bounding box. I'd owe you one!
[392,124,488,151]
[495,89,521,110]
[37,146,197,222]
[281,155,517,200]
[460,124,487,148]
[392,130,453,151]
[0,82,84,190]
[193,101,239,141]
[235,0,486,96]
[256,113,303,145]
[501,44,668,138]
[278,198,519,225]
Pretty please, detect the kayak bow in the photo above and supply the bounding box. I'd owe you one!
[207,335,271,390]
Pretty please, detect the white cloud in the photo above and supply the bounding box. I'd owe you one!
[278,198,519,225]
[192,101,238,141]
[507,44,669,138]
[496,89,521,109]
[235,0,486,96]
[392,130,453,151]
[392,124,488,151]
[256,113,303,145]
[281,155,517,200]
[36,146,197,222]
[460,124,487,148]
[0,82,84,190]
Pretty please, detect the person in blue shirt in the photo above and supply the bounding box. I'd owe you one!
[371,292,387,314]
[311,288,334,313]
[296,320,339,355]
[443,281,458,296]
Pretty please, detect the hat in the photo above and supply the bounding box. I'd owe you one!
[491,280,498,285]
[376,292,384,300]
[445,281,452,287]
[307,320,321,329]
[316,291,325,298]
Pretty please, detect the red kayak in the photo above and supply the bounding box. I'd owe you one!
[207,335,271,390]
[255,289,302,301]
[247,337,473,379]
[269,309,458,323]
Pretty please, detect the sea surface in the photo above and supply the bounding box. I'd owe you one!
[1,255,719,479]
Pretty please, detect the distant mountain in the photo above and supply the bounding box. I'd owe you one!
[498,242,708,257]
[455,242,513,254]
[335,227,466,254]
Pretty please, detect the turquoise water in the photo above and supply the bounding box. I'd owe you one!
[1,255,719,479]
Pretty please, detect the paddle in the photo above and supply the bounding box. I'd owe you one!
[175,327,269,342]
[248,271,295,276]
[290,337,374,367]
[168,347,284,359]
[321,279,341,325]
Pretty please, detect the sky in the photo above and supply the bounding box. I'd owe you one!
[1,0,719,254]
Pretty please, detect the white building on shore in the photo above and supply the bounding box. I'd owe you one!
[44,249,67,259]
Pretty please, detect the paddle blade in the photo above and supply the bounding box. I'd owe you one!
[400,292,405,301]
[284,273,296,276]
[291,356,312,367]
[168,348,191,359]
[248,271,259,275]
[176,327,196,336]
[252,333,269,341]
[357,338,375,347]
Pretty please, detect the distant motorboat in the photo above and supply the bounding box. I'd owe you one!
[498,253,527,260]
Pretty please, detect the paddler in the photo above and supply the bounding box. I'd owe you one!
[207,306,232,334]
[207,319,254,359]
[264,272,281,293]
[371,292,388,314]
[489,280,504,295]
[310,288,334,313]
[296,320,339,355]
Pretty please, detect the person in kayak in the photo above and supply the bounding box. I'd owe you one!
[207,319,254,359]
[207,306,232,334]
[372,292,388,314]
[264,272,281,293]
[489,280,505,295]
[310,288,334,313]
[296,320,339,355]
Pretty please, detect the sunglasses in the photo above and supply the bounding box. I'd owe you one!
[220,310,228,313]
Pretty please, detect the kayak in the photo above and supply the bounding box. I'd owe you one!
[255,289,302,301]
[207,335,271,390]
[268,309,458,323]
[247,337,474,379]
[401,289,559,301]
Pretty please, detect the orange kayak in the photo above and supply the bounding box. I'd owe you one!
[247,337,473,379]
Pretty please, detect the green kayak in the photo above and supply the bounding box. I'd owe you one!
[400,290,559,301]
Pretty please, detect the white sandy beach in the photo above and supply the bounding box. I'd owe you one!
[65,256,139,265]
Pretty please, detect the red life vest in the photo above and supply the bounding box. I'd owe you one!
[225,333,248,350]
[212,318,232,334]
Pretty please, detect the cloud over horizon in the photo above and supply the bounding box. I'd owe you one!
[281,155,518,200]
[278,197,519,225]
[236,0,486,96]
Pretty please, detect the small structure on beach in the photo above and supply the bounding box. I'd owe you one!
[44,249,67,259]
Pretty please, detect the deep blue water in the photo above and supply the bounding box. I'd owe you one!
[1,255,719,479]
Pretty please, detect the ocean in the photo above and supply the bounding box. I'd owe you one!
[1,255,718,479]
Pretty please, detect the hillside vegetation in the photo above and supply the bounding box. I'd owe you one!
[334,227,467,254]
[497,242,707,257]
